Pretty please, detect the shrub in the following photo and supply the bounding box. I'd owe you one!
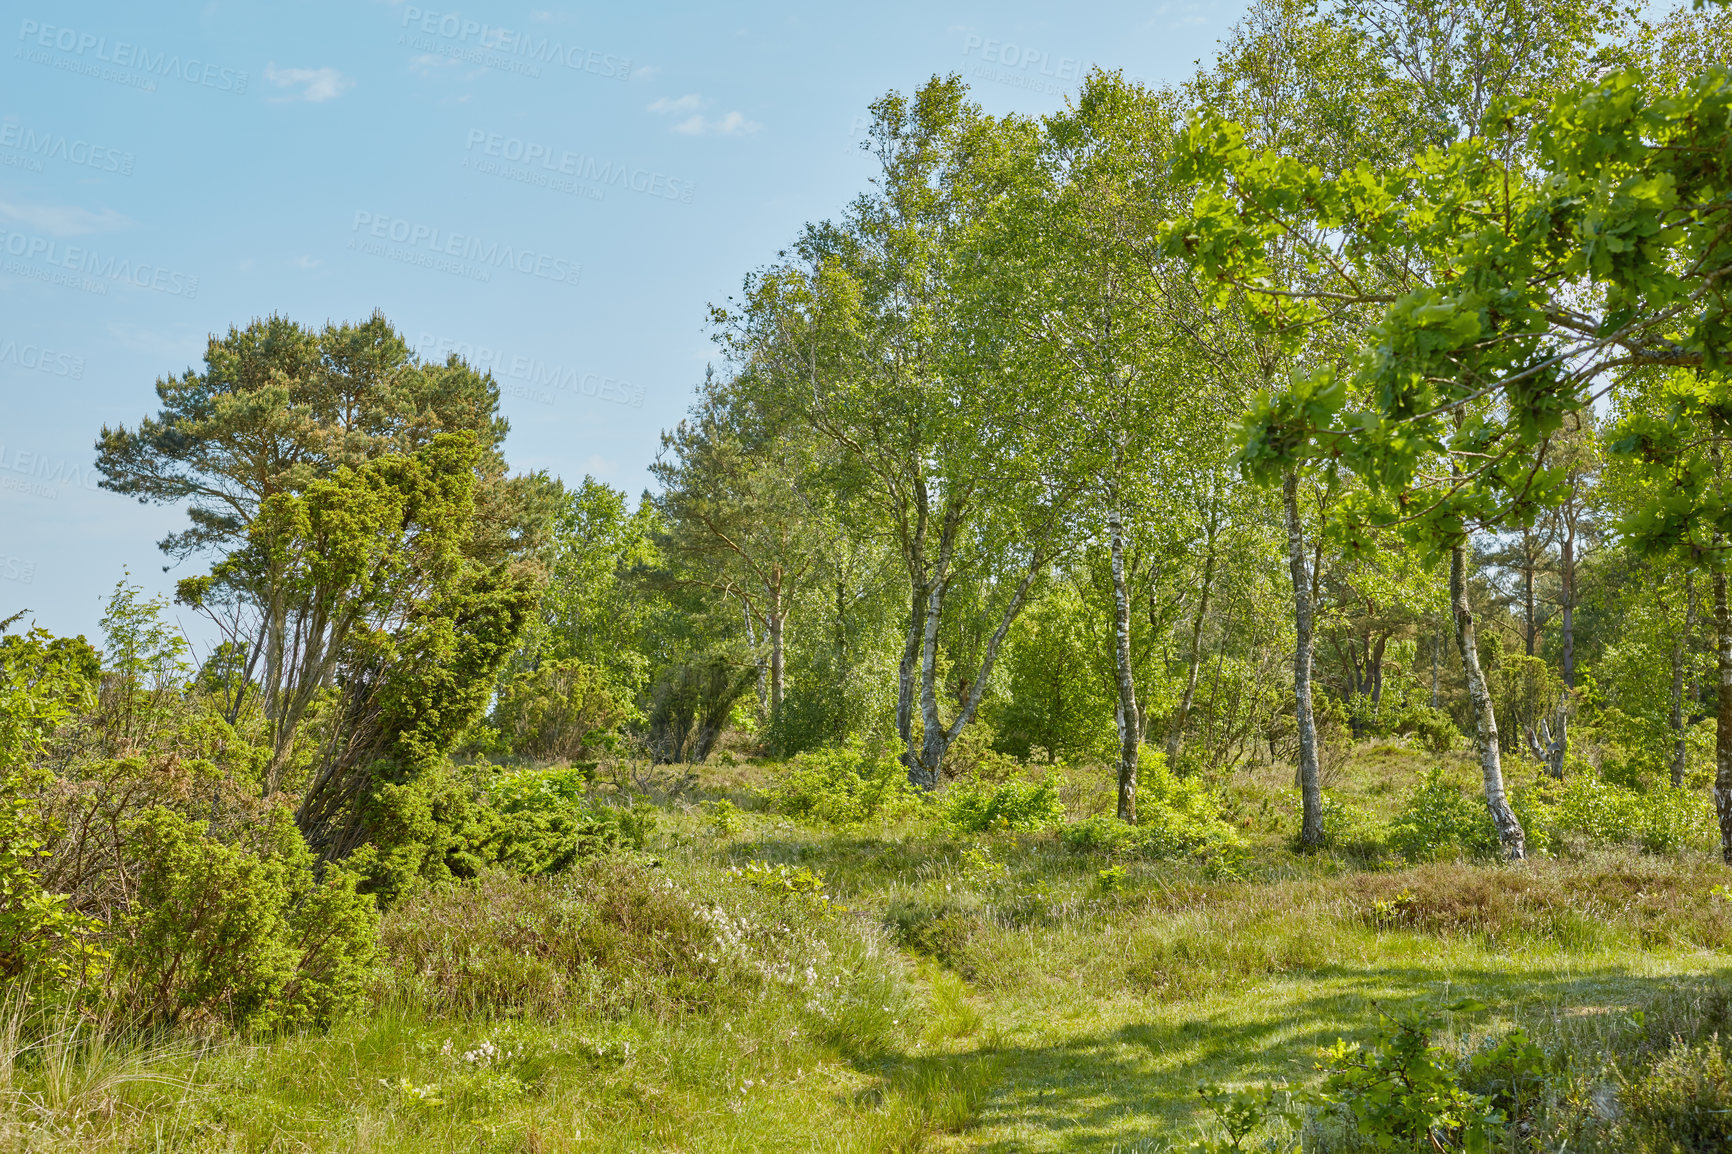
[350,762,652,901]
[1313,1014,1542,1151]
[116,806,377,1033]
[479,765,653,876]
[941,772,1064,833]
[767,746,924,826]
[729,861,838,917]
[1321,796,1387,857]
[0,773,102,996]
[1387,769,1498,862]
[1616,1036,1732,1152]
[1391,704,1459,753]
[1544,776,1714,854]
[1060,755,1241,860]
[489,658,626,763]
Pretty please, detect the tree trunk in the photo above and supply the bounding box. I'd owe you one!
[1431,623,1440,709]
[1369,633,1389,718]
[1451,544,1525,859]
[1284,470,1323,848]
[1714,560,1732,863]
[1109,506,1140,823]
[743,605,767,720]
[1523,557,1536,657]
[1673,573,1694,787]
[914,569,948,791]
[1166,536,1216,768]
[1560,523,1577,689]
[768,598,785,720]
[896,583,922,766]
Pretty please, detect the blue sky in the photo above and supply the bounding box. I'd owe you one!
[0,0,1248,644]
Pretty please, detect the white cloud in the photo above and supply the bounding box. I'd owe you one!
[0,201,130,236]
[291,255,321,270]
[265,64,355,103]
[675,110,762,137]
[647,93,702,115]
[649,94,761,137]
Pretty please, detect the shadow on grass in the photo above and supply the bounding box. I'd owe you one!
[851,962,1732,1152]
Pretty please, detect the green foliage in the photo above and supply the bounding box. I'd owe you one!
[729,861,840,917]
[1387,769,1499,862]
[1615,1036,1732,1152]
[487,657,626,763]
[116,806,377,1033]
[1062,756,1243,860]
[351,764,497,902]
[1544,776,1714,854]
[991,583,1117,764]
[705,798,744,836]
[0,625,107,997]
[1094,865,1127,894]
[1313,1013,1543,1152]
[0,625,99,770]
[481,766,653,876]
[1390,703,1460,754]
[516,477,658,702]
[645,649,757,765]
[941,772,1064,833]
[1321,796,1389,858]
[352,762,652,901]
[766,746,924,826]
[0,774,103,996]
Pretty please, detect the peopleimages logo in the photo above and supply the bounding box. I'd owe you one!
[16,20,249,94]
[350,212,582,288]
[0,556,36,585]
[0,443,103,500]
[960,34,1085,95]
[398,8,630,81]
[416,334,645,409]
[463,130,694,205]
[0,226,199,298]
[0,338,84,378]
[0,119,135,175]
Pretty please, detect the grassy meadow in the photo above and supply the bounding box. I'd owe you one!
[6,738,1732,1153]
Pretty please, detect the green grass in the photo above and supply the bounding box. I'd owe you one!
[6,746,1732,1151]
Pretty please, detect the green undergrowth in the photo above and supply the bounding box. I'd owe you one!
[5,752,1732,1152]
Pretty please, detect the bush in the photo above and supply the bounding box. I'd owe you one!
[488,658,626,763]
[351,761,653,901]
[1391,704,1459,753]
[1616,1037,1732,1152]
[1544,776,1714,854]
[1321,796,1387,857]
[767,746,924,826]
[479,765,653,875]
[0,773,102,996]
[729,861,839,917]
[941,772,1064,833]
[116,806,377,1033]
[1314,1014,1542,1151]
[1060,755,1241,860]
[1387,769,1498,862]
